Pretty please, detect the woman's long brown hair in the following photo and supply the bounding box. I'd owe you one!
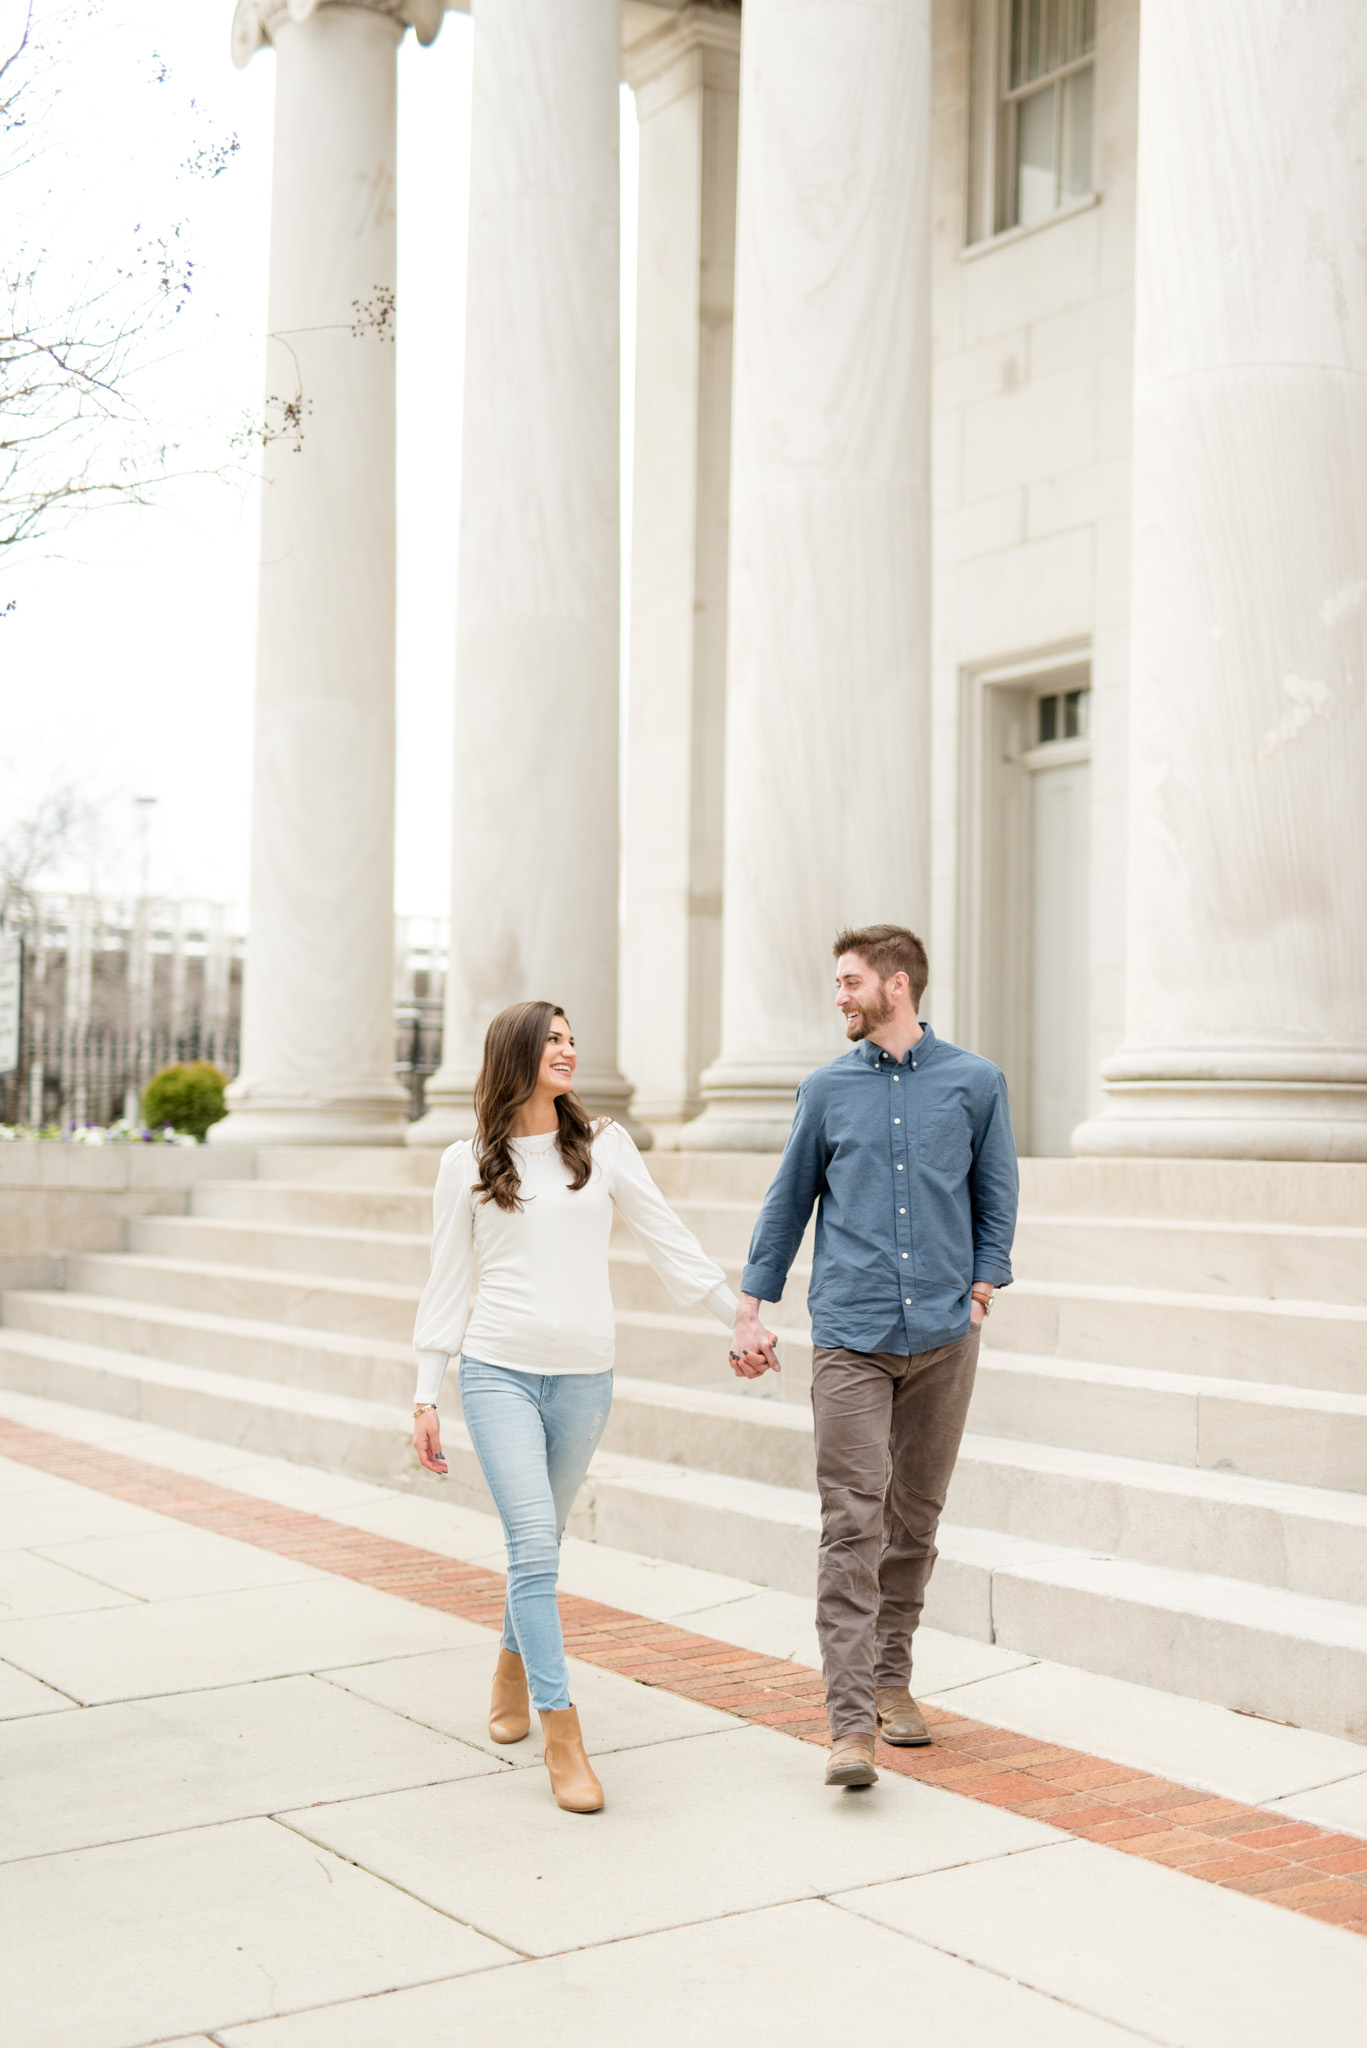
[472,1000,599,1212]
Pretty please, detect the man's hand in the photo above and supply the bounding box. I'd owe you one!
[970,1283,994,1328]
[729,1294,781,1378]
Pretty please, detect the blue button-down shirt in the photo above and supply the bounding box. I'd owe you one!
[741,1025,1019,1355]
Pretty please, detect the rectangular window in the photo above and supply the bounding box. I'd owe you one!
[968,0,1097,245]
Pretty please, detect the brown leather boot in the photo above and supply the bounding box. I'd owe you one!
[538,1705,605,1812]
[824,1734,878,1788]
[488,1648,530,1744]
[876,1685,930,1746]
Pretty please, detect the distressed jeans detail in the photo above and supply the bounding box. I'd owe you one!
[458,1357,612,1713]
[810,1331,980,1743]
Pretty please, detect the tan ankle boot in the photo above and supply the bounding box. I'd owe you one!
[875,1686,930,1747]
[538,1705,604,1812]
[488,1648,530,1744]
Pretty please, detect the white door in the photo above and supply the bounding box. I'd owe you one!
[1028,753,1091,1154]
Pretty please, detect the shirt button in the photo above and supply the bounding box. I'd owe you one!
[905,1298,911,1305]
[901,1253,908,1259]
[900,1207,906,1214]
[897,1164,903,1171]
[894,1118,901,1124]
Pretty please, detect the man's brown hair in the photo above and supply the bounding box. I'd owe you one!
[833,924,930,1007]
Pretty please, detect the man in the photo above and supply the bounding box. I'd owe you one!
[729,924,1017,1789]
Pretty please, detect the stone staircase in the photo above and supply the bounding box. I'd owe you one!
[1,1146,1365,1742]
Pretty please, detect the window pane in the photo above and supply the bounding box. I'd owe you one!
[1060,65,1094,201]
[1012,0,1044,89]
[1038,695,1059,744]
[1045,0,1061,75]
[1060,0,1094,63]
[1016,84,1057,225]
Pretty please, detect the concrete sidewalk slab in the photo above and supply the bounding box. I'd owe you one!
[326,1641,739,1764]
[0,1816,514,2048]
[0,1656,74,1718]
[0,1672,500,1862]
[33,1523,325,1599]
[1272,1772,1367,1835]
[283,1721,1060,1957]
[0,1546,139,1620]
[927,1658,1367,1806]
[216,1895,1142,2048]
[0,1575,489,1703]
[836,1837,1367,2048]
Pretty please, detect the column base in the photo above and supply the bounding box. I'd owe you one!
[407,1069,653,1148]
[680,1056,827,1153]
[211,1083,409,1148]
[1073,1048,1367,1162]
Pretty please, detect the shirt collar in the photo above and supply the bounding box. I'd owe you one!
[854,1023,936,1070]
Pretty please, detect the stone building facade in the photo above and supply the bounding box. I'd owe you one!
[217,0,1367,1166]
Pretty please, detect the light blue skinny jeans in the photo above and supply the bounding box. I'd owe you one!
[458,1357,613,1713]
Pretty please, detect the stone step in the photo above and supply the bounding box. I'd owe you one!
[251,1146,441,1188]
[1012,1214,1367,1305]
[15,1278,1361,1507]
[598,1379,1367,1605]
[969,1349,1367,1496]
[1,1289,415,1405]
[992,1278,1367,1391]
[62,1252,419,1345]
[1,1324,1361,1742]
[1016,1156,1367,1228]
[128,1214,433,1287]
[192,1179,435,1234]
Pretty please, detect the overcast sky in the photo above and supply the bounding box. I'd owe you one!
[2,1,638,920]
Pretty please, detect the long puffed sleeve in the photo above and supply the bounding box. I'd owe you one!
[603,1123,736,1318]
[412,1142,477,1402]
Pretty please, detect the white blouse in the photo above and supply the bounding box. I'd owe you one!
[413,1120,737,1402]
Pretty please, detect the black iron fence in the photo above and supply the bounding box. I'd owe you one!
[1,1018,242,1132]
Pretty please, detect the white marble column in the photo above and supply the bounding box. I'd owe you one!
[409,0,634,1144]
[216,0,443,1147]
[682,0,933,1151]
[1075,0,1367,1161]
[619,5,740,1146]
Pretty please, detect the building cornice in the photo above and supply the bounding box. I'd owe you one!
[231,0,452,68]
[622,1,741,91]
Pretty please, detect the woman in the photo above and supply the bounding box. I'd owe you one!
[410,1000,740,1814]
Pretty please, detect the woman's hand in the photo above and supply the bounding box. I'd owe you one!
[413,1407,448,1476]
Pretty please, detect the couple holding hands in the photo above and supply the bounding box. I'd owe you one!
[410,924,1018,1813]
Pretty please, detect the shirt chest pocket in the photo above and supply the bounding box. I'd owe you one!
[918,1108,972,1177]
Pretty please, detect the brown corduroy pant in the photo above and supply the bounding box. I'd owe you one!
[810,1330,980,1742]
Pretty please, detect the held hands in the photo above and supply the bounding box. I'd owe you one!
[729,1296,781,1379]
[413,1407,448,1476]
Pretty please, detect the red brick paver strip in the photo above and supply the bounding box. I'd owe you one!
[3,1413,1365,1940]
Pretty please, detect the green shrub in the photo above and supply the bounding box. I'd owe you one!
[141,1061,228,1142]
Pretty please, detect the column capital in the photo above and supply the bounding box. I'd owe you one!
[231,0,453,69]
[622,1,741,95]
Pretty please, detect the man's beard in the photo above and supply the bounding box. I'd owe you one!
[843,983,894,1040]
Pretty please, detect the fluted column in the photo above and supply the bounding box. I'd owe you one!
[1075,0,1367,1161]
[620,5,740,1145]
[410,0,634,1144]
[216,0,443,1147]
[682,0,932,1151]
